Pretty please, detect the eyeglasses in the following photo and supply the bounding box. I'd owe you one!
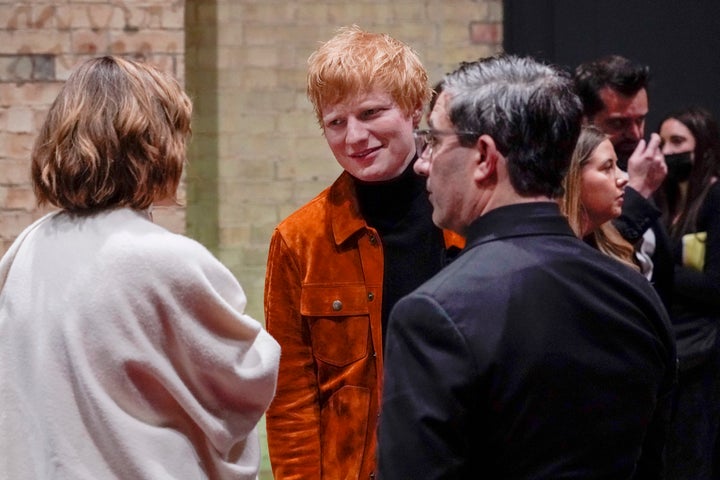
[413,128,479,157]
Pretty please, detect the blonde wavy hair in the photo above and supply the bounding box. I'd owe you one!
[306,25,430,125]
[562,125,639,271]
[31,55,192,212]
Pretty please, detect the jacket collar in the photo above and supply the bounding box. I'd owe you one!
[329,171,369,246]
[327,171,467,251]
[464,202,576,250]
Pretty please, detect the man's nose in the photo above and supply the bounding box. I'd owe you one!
[628,120,644,141]
[345,117,367,143]
[414,153,429,177]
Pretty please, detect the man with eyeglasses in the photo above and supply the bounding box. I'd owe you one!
[378,55,676,479]
[263,26,463,480]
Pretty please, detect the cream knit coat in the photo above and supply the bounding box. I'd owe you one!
[0,208,279,479]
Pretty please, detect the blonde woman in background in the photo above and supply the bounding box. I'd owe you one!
[562,124,638,271]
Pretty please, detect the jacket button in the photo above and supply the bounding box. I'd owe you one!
[367,292,374,301]
[332,300,343,311]
[369,234,377,245]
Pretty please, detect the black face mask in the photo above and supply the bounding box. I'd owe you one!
[665,151,693,182]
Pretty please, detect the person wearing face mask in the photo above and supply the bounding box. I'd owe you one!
[656,106,720,479]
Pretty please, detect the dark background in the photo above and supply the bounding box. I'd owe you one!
[503,0,720,134]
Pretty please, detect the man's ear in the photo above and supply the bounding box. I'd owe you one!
[411,107,424,128]
[474,134,499,182]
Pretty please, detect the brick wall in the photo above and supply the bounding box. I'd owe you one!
[0,0,186,255]
[0,1,502,478]
[184,0,504,325]
[0,0,503,314]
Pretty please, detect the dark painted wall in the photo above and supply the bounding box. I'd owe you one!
[504,0,720,133]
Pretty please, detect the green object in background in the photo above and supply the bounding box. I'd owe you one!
[682,231,707,271]
[259,415,273,479]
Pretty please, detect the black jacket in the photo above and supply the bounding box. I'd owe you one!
[614,186,675,312]
[378,202,677,480]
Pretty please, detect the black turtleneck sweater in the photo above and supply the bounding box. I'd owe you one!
[354,160,447,346]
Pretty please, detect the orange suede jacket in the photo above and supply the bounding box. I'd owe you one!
[264,171,464,480]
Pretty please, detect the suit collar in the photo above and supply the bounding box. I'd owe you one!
[328,170,467,251]
[464,202,576,249]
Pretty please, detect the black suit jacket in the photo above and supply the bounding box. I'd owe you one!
[378,202,676,480]
[614,187,675,312]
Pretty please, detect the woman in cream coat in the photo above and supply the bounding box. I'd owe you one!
[0,56,279,480]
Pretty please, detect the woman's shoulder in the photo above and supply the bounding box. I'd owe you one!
[701,178,720,211]
[707,177,720,196]
[99,210,226,279]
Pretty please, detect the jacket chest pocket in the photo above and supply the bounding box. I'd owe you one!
[301,284,370,368]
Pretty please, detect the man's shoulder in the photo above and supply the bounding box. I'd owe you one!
[274,180,341,240]
[417,232,655,299]
[408,234,669,348]
[408,237,533,300]
[274,173,369,247]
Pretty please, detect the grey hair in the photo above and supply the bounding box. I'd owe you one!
[442,55,582,197]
